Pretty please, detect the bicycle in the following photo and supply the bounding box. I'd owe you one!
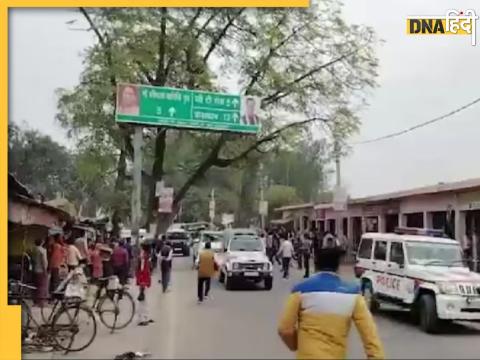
[89,275,136,332]
[42,272,135,333]
[8,279,97,354]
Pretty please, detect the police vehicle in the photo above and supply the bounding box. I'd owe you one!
[217,232,273,291]
[355,227,480,333]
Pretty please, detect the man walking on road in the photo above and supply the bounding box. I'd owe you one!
[301,233,312,278]
[112,241,129,286]
[277,247,385,359]
[159,241,173,293]
[197,241,218,303]
[277,236,294,279]
[266,231,274,263]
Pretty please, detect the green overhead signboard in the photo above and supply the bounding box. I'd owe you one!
[115,84,260,134]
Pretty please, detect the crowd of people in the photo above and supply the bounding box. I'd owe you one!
[25,229,134,307]
[262,227,345,280]
[18,225,386,359]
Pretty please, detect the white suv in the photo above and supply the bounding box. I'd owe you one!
[217,234,273,291]
[355,227,480,333]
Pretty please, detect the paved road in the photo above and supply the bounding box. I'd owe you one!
[25,256,480,359]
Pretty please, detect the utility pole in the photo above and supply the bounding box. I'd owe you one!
[334,138,341,188]
[333,135,343,239]
[131,126,143,247]
[209,188,215,229]
[258,163,265,230]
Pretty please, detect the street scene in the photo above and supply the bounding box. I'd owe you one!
[7,1,480,359]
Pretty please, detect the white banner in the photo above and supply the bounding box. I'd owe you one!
[259,200,268,216]
[333,186,348,211]
[155,181,165,197]
[158,187,174,213]
[222,213,235,225]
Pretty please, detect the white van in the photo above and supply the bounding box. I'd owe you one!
[355,227,480,333]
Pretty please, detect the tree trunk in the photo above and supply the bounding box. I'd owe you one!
[145,129,167,228]
[112,146,127,237]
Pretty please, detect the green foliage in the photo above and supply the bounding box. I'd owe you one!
[56,3,379,224]
[265,136,331,202]
[265,185,302,215]
[8,122,119,217]
[8,123,76,199]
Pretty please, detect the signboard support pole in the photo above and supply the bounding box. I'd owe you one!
[333,137,343,244]
[259,163,265,231]
[209,189,215,229]
[131,126,143,247]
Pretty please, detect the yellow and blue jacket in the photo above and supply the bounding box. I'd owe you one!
[278,272,385,359]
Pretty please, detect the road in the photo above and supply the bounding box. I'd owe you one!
[25,256,480,359]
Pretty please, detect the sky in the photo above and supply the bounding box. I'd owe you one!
[9,2,480,198]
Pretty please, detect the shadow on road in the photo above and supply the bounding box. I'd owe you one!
[376,309,480,336]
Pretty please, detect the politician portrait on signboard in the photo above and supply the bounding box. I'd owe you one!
[241,96,260,126]
[117,84,140,115]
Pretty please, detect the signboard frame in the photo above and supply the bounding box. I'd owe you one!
[115,83,261,134]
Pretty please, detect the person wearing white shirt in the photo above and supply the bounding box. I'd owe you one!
[67,240,83,271]
[277,238,294,279]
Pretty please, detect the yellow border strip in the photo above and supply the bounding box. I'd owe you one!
[1,2,308,359]
[7,0,309,7]
[1,4,22,360]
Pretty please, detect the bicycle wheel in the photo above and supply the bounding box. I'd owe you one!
[97,290,135,330]
[52,303,97,352]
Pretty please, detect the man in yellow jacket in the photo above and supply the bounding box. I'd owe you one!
[278,247,385,359]
[197,241,218,303]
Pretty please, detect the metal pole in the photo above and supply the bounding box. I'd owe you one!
[259,163,265,230]
[333,136,343,249]
[334,138,341,187]
[209,188,215,229]
[131,126,143,247]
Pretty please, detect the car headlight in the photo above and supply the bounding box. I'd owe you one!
[232,262,240,270]
[439,282,458,295]
[264,262,270,271]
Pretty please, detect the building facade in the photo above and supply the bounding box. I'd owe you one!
[274,178,480,270]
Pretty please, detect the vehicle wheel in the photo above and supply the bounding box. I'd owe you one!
[218,271,225,283]
[225,275,234,290]
[419,294,439,333]
[52,304,97,352]
[97,290,135,331]
[184,248,190,257]
[264,277,273,290]
[362,280,380,313]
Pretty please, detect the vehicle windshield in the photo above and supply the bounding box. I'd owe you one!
[202,233,222,243]
[405,241,465,267]
[166,232,189,240]
[229,236,263,252]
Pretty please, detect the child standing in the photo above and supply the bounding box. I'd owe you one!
[136,243,153,326]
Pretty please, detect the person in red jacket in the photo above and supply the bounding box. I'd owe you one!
[136,243,153,326]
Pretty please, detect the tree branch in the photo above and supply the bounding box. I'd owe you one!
[262,45,365,106]
[173,134,226,205]
[203,9,245,63]
[163,8,205,84]
[214,116,329,167]
[244,13,290,93]
[195,10,220,39]
[154,8,168,85]
[79,8,107,47]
